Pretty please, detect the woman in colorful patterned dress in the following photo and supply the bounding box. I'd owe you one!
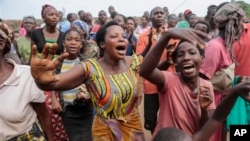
[30,21,145,141]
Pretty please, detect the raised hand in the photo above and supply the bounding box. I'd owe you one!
[163,28,211,50]
[30,43,68,84]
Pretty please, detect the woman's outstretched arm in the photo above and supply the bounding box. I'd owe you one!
[30,43,85,91]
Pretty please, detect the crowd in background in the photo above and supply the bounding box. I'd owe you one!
[1,2,250,141]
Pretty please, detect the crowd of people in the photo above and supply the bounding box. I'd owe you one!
[1,2,250,141]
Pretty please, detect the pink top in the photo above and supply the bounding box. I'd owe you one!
[153,71,216,139]
[200,36,232,79]
[233,23,250,76]
[200,36,233,105]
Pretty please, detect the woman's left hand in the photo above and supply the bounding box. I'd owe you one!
[30,43,68,84]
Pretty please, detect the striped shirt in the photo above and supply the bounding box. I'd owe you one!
[61,58,88,106]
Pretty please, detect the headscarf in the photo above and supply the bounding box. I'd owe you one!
[41,4,56,18]
[0,22,13,55]
[72,20,89,38]
[214,2,245,59]
[215,3,245,23]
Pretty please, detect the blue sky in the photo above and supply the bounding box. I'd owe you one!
[0,0,249,20]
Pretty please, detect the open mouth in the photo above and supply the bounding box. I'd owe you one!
[182,64,195,73]
[116,46,126,55]
[117,46,125,50]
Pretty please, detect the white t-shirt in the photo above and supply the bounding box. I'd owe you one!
[0,59,45,140]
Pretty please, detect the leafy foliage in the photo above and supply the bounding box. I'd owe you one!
[236,0,250,18]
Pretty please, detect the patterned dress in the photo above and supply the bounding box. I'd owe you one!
[44,92,68,141]
[7,123,45,141]
[81,54,145,141]
[44,39,68,141]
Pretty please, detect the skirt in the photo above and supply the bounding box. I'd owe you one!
[44,91,68,141]
[92,109,145,141]
[7,123,45,141]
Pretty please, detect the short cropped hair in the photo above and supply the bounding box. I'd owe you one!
[154,127,192,141]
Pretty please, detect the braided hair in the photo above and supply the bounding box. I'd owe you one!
[215,2,245,59]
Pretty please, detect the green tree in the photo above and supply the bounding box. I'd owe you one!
[236,0,250,18]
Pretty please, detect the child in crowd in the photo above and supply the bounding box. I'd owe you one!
[51,28,94,141]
